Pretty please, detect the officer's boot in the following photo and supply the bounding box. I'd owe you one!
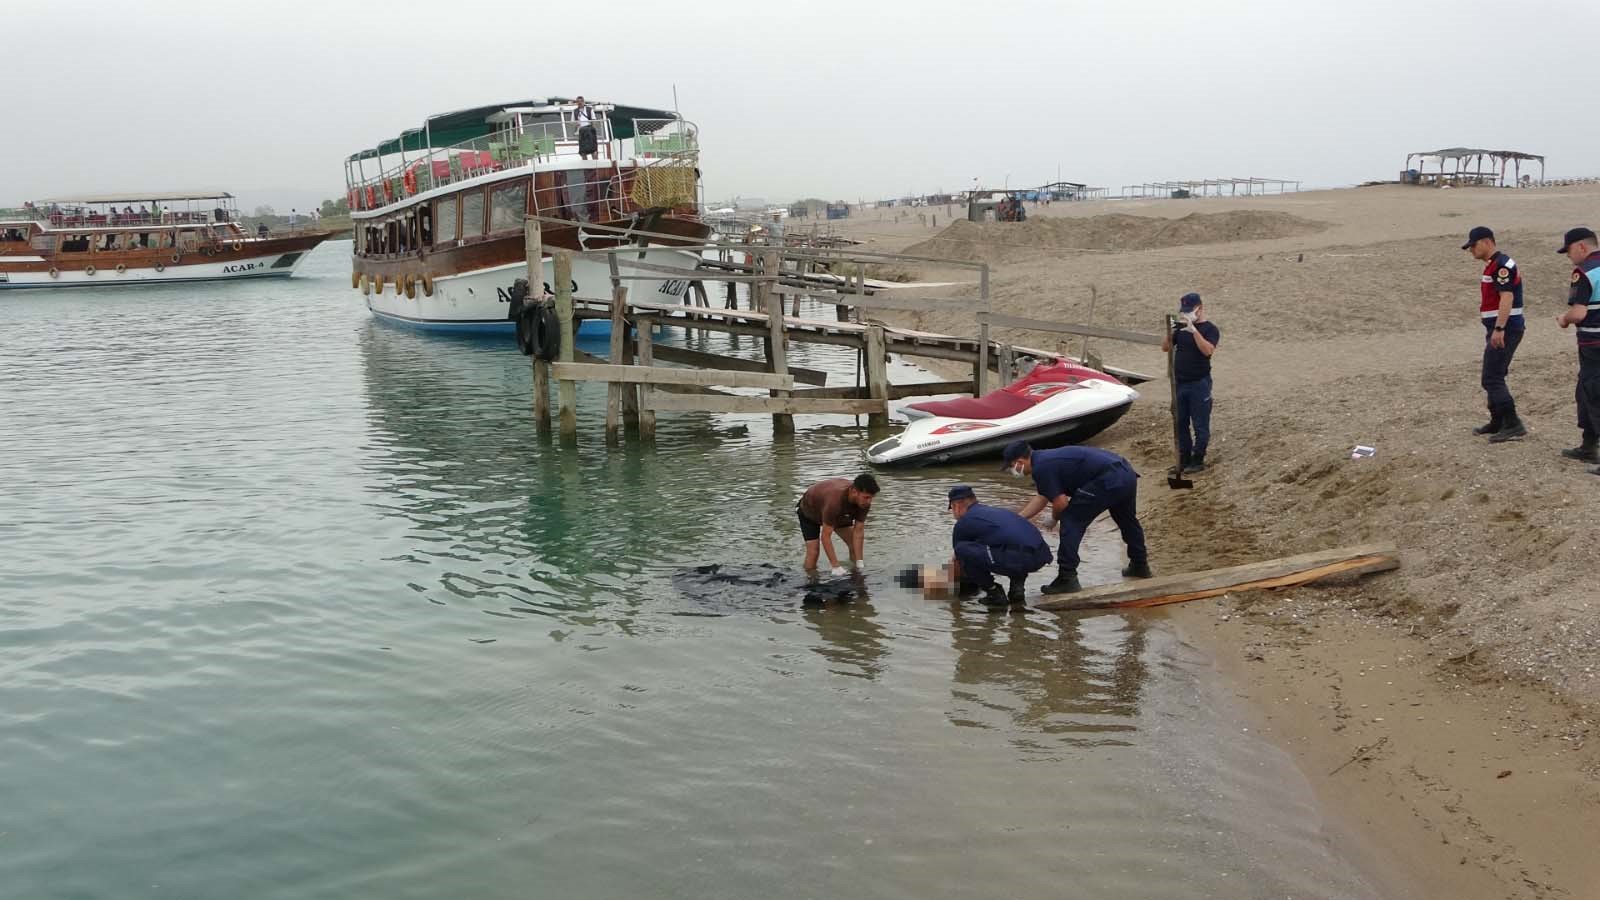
[1561,439,1600,463]
[1488,414,1527,443]
[979,584,1010,608]
[1007,577,1027,605]
[1472,415,1502,436]
[1122,559,1153,579]
[1040,570,1082,595]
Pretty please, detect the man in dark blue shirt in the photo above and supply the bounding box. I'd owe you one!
[1001,441,1151,595]
[947,485,1053,607]
[1555,226,1600,472]
[1160,292,1221,472]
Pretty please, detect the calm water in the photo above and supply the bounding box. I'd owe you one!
[0,243,1383,899]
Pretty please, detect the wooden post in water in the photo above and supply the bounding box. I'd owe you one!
[759,249,794,434]
[553,251,577,438]
[975,264,991,394]
[605,252,629,443]
[635,315,656,439]
[864,324,890,430]
[525,217,550,431]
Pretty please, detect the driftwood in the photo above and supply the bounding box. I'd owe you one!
[1034,543,1400,612]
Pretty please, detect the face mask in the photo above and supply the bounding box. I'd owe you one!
[1182,311,1198,324]
[1008,464,1026,479]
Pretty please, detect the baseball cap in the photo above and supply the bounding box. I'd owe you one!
[1000,440,1031,469]
[946,485,976,508]
[1461,225,1494,249]
[1557,227,1597,254]
[1179,292,1202,311]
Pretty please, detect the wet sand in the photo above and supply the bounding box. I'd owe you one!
[829,184,1600,899]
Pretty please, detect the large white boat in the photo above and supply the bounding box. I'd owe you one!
[0,192,330,289]
[345,98,710,334]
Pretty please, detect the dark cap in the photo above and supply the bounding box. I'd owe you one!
[1558,227,1597,254]
[1000,440,1031,469]
[1461,225,1494,250]
[946,485,976,507]
[1179,292,1202,311]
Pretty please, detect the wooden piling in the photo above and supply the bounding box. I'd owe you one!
[759,249,794,433]
[975,264,991,393]
[606,254,629,443]
[635,315,656,439]
[525,217,551,431]
[553,251,577,438]
[864,324,890,429]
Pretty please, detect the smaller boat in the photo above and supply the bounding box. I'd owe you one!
[864,360,1138,467]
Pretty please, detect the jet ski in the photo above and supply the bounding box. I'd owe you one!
[864,359,1138,467]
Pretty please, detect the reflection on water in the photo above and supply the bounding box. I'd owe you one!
[0,246,1384,900]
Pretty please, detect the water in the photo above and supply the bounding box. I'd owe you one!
[0,243,1383,899]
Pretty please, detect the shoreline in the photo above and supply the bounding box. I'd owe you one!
[835,182,1600,897]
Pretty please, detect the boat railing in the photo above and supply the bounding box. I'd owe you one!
[346,118,698,215]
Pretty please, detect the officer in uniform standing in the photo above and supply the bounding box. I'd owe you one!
[1463,226,1527,441]
[1160,292,1221,472]
[1000,441,1151,595]
[946,485,1053,607]
[1555,227,1600,471]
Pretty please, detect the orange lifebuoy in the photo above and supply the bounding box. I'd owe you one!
[404,274,416,299]
[403,170,418,195]
[421,273,434,297]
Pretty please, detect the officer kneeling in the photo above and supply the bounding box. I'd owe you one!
[947,485,1053,607]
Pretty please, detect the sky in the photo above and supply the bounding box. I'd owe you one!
[9,0,1598,209]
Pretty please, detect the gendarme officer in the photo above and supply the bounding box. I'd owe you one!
[1463,226,1527,441]
[1555,227,1600,472]
[1160,292,1220,472]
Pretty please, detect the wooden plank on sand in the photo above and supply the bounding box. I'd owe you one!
[1034,543,1400,612]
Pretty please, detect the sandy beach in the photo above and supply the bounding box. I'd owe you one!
[831,184,1600,899]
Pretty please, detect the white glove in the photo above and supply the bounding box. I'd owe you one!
[854,559,866,572]
[830,565,848,577]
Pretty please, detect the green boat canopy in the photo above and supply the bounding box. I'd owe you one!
[348,99,679,162]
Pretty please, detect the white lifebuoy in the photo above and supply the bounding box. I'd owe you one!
[171,252,181,263]
[85,265,97,276]
[115,264,127,274]
[421,273,434,297]
[232,241,243,252]
[48,267,59,279]
[154,263,165,273]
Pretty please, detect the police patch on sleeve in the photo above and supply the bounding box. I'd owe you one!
[1575,270,1585,284]
[1496,267,1511,285]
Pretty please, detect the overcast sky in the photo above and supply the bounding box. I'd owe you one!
[10,0,1597,208]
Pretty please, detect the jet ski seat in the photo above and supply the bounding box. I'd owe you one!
[905,391,1036,420]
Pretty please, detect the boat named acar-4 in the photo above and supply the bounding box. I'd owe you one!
[345,97,711,334]
[0,192,331,289]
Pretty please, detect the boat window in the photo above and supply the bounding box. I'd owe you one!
[1,227,26,242]
[100,232,119,252]
[489,182,527,233]
[59,234,91,252]
[155,232,173,249]
[177,230,200,250]
[460,190,485,239]
[418,204,432,245]
[436,197,458,244]
[135,232,153,249]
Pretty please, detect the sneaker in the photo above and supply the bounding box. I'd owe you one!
[1007,578,1027,605]
[1561,444,1600,463]
[1487,420,1526,443]
[1040,572,1082,595]
[1122,560,1153,579]
[980,584,1010,608]
[1472,420,1502,436]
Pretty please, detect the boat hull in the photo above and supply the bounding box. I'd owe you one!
[362,247,701,336]
[0,235,331,290]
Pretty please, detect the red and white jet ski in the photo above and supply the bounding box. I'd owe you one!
[864,360,1138,466]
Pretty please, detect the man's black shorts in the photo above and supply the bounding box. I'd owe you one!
[797,508,822,542]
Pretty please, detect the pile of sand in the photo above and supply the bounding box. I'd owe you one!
[903,211,1327,264]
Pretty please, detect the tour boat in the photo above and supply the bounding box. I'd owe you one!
[864,360,1138,466]
[345,98,711,335]
[0,192,331,289]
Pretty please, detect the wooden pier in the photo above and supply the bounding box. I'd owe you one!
[518,216,1157,443]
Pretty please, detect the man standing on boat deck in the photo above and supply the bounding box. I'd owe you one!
[798,474,879,576]
[1161,292,1220,472]
[1554,227,1600,472]
[1463,226,1527,441]
[947,485,1052,607]
[574,96,598,161]
[1001,441,1150,595]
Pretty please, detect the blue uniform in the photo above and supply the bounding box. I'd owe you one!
[1567,251,1600,441]
[1173,321,1220,465]
[951,503,1052,588]
[1030,447,1147,576]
